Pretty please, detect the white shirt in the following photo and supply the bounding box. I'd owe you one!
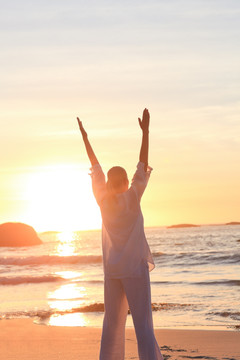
[91,162,154,278]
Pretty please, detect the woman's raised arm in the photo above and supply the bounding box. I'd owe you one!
[77,117,99,167]
[138,108,150,172]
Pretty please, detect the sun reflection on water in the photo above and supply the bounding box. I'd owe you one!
[48,282,86,301]
[55,270,84,280]
[48,313,90,327]
[47,282,88,326]
[48,269,87,309]
[46,231,94,326]
[56,231,78,256]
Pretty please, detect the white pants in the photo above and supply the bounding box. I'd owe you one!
[99,262,163,360]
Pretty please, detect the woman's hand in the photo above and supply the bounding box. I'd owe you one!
[77,117,87,139]
[138,108,150,132]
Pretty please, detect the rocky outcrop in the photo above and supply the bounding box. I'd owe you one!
[0,222,42,247]
[225,222,240,226]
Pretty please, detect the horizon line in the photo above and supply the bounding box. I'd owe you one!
[37,221,240,234]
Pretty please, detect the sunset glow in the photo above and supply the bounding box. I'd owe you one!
[19,165,101,231]
[0,1,240,231]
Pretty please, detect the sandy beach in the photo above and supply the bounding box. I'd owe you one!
[0,319,239,360]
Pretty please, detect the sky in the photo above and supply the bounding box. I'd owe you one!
[0,0,240,231]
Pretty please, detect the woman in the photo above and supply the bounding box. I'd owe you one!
[77,108,163,360]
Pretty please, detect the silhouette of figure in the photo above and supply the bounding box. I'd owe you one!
[77,109,163,360]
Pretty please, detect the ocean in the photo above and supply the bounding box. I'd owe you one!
[0,225,239,330]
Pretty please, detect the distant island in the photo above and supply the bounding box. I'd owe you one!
[167,224,200,229]
[225,222,240,226]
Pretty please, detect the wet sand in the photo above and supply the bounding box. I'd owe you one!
[0,319,239,359]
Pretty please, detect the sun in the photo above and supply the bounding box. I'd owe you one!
[21,163,101,232]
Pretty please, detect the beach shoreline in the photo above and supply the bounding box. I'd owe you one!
[1,319,240,360]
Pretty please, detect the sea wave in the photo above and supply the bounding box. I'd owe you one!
[151,279,240,287]
[0,275,64,285]
[0,276,105,286]
[1,251,238,268]
[209,311,240,321]
[3,276,238,287]
[0,255,102,266]
[193,279,240,286]
[155,252,240,266]
[0,302,195,320]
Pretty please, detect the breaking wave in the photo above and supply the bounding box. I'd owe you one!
[193,279,240,286]
[0,275,64,285]
[208,311,240,321]
[0,302,195,321]
[0,255,102,266]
